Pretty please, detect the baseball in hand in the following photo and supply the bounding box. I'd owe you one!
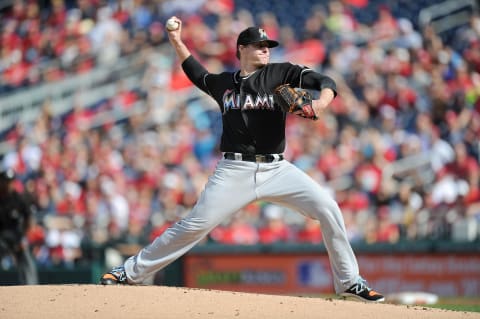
[166,18,179,31]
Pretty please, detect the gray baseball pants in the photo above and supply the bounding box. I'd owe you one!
[124,158,360,293]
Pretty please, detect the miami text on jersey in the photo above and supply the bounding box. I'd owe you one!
[222,89,275,113]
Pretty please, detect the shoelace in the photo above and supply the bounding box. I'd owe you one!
[356,279,370,293]
[112,267,127,281]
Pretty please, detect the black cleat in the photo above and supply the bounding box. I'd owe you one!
[99,266,129,285]
[340,279,385,302]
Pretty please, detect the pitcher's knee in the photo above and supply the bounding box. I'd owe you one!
[309,198,343,221]
[176,216,217,234]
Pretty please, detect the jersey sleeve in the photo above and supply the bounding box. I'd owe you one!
[181,55,212,95]
[302,72,337,97]
[271,62,313,88]
[275,63,337,96]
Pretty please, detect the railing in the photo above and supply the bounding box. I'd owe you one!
[419,0,478,34]
[382,151,434,185]
[0,45,169,134]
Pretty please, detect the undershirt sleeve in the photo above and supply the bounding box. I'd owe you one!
[300,71,338,97]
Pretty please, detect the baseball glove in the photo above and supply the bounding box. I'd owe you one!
[274,84,317,120]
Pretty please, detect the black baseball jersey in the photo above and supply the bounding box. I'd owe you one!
[182,56,336,154]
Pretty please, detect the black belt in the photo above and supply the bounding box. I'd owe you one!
[223,152,284,163]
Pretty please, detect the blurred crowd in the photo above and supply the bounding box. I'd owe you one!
[1,0,480,268]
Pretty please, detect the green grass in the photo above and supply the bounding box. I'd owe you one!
[428,304,480,312]
[426,297,480,313]
[302,294,480,313]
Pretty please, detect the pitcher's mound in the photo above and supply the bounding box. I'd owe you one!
[0,285,476,319]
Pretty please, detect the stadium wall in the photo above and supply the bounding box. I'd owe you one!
[1,241,479,297]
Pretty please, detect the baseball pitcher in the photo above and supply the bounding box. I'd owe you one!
[100,17,384,303]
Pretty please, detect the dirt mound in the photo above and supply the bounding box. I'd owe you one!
[0,285,477,319]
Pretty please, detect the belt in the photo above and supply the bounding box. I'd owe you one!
[223,152,284,163]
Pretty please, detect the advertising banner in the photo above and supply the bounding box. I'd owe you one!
[184,253,480,296]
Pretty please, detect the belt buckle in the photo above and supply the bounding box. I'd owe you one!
[255,155,266,163]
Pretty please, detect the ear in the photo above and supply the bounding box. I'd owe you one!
[239,44,246,53]
[236,45,244,59]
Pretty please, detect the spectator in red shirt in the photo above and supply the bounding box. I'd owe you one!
[296,216,323,244]
[375,206,400,243]
[55,181,86,216]
[371,6,398,45]
[258,205,293,244]
[210,213,259,245]
[47,0,67,27]
[3,56,31,88]
[1,20,22,51]
[353,144,383,198]
[445,142,480,203]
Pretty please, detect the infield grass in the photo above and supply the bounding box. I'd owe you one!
[426,297,480,313]
[310,294,480,313]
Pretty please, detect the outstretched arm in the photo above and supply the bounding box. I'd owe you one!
[166,16,191,63]
[165,16,210,93]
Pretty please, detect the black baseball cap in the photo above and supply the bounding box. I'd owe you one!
[236,27,279,49]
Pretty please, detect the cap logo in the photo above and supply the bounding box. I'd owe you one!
[259,28,267,39]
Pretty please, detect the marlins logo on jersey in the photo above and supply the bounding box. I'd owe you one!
[222,89,275,113]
